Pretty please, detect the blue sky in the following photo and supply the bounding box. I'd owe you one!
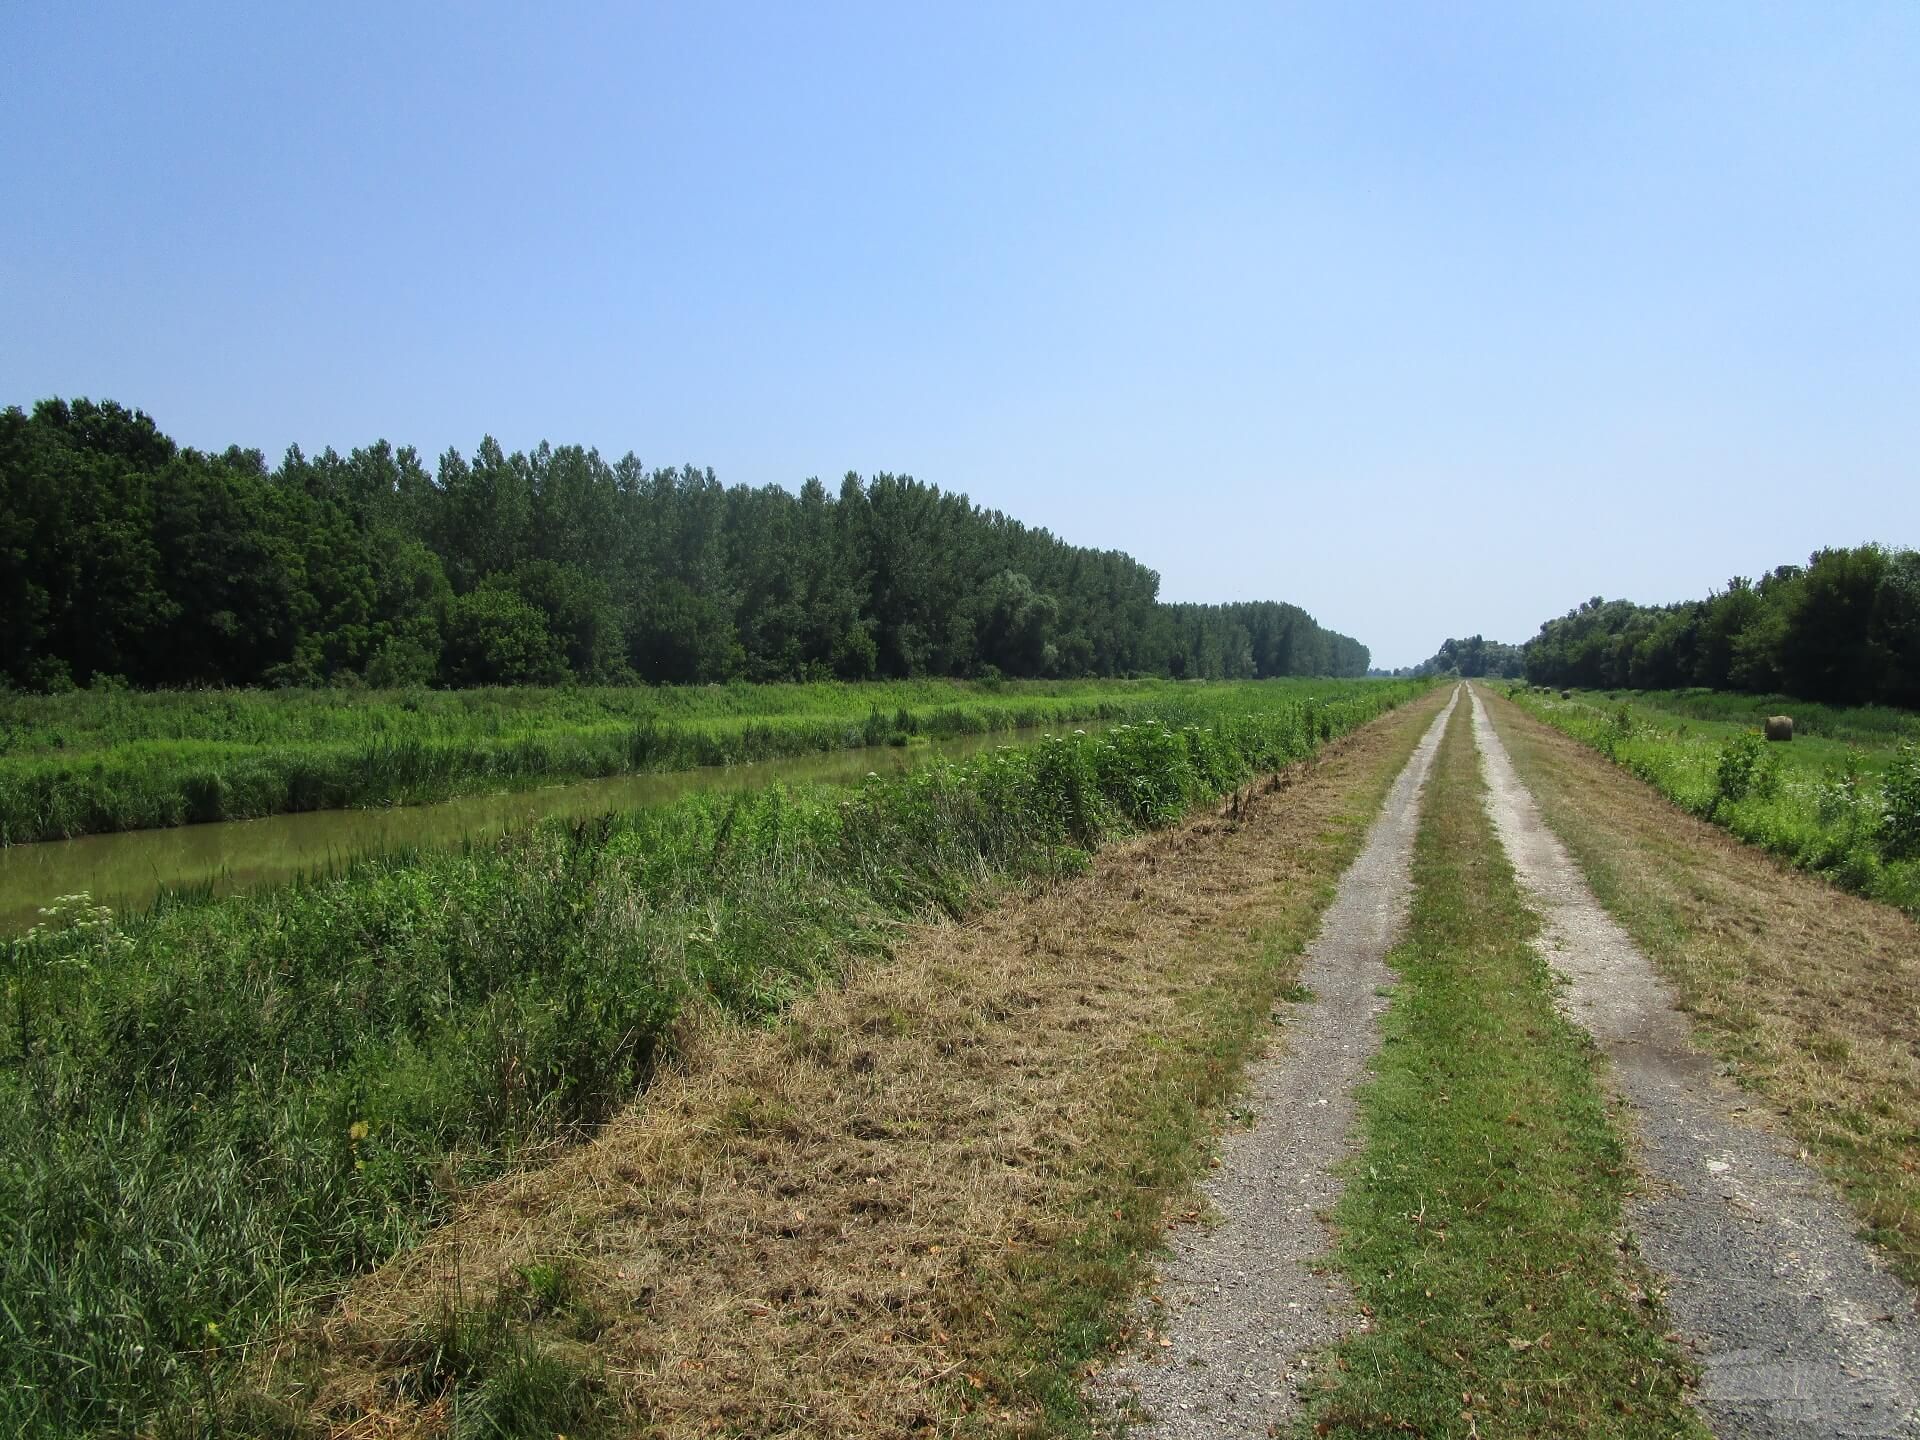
[5,2,1916,668]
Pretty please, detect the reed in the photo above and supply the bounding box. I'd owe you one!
[0,677,1206,844]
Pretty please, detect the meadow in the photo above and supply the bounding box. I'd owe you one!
[1508,686,1920,913]
[0,677,1201,845]
[0,678,1426,1438]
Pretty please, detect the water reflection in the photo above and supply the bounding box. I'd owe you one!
[1,726,1084,933]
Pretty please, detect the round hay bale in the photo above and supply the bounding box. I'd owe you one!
[1560,688,1571,699]
[1765,715,1794,742]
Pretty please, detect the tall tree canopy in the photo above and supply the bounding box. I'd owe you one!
[1,398,1371,690]
[1519,545,1920,707]
[1399,635,1527,680]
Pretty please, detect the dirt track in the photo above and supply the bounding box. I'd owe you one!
[1102,687,1919,1439]
[1097,687,1458,1433]
[289,683,1918,1438]
[1471,687,1920,1439]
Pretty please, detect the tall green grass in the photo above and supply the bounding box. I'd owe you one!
[0,678,1223,844]
[0,680,1428,1437]
[1509,687,1920,914]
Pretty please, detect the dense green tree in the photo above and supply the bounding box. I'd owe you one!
[1520,545,1920,706]
[1871,550,1920,709]
[1776,548,1883,702]
[0,396,1374,692]
[148,455,303,684]
[1409,635,1526,679]
[497,560,624,681]
[440,587,568,686]
[975,570,1060,676]
[0,403,184,686]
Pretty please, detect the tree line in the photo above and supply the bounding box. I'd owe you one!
[1519,544,1920,707]
[1,398,1369,691]
[1384,634,1527,680]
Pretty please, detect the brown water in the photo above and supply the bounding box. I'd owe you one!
[0,727,1085,934]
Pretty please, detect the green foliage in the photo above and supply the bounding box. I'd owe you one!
[2,397,1371,694]
[0,677,1305,843]
[974,568,1058,676]
[1581,687,1919,744]
[441,587,570,687]
[1713,729,1766,807]
[1520,546,1920,708]
[1406,633,1527,679]
[1884,742,1920,861]
[1813,748,1872,828]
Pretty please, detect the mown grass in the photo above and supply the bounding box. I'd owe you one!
[0,676,1234,843]
[0,679,1426,1438]
[1297,700,1706,1438]
[1511,686,1920,914]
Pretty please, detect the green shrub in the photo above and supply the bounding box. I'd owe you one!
[1816,749,1872,827]
[1883,741,1920,860]
[1714,730,1766,808]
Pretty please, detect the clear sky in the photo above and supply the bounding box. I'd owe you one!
[5,3,1916,668]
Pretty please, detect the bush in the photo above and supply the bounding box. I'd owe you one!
[1815,749,1873,829]
[1883,741,1920,861]
[1713,730,1765,808]
[440,590,569,687]
[366,634,440,688]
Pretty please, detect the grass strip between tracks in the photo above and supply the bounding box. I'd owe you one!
[1296,699,1707,1438]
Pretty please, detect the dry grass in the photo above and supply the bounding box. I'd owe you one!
[260,690,1452,1438]
[1479,687,1920,1287]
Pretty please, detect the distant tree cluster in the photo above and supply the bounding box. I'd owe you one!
[1,398,1369,691]
[1521,545,1920,707]
[1401,634,1526,680]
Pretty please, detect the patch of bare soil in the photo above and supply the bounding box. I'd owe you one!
[1471,688,1920,1439]
[273,691,1452,1438]
[1094,689,1457,1435]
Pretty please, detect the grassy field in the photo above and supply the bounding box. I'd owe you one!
[1298,698,1703,1438]
[1594,687,1920,743]
[1508,685,1920,913]
[0,678,1427,1438]
[0,677,1229,844]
